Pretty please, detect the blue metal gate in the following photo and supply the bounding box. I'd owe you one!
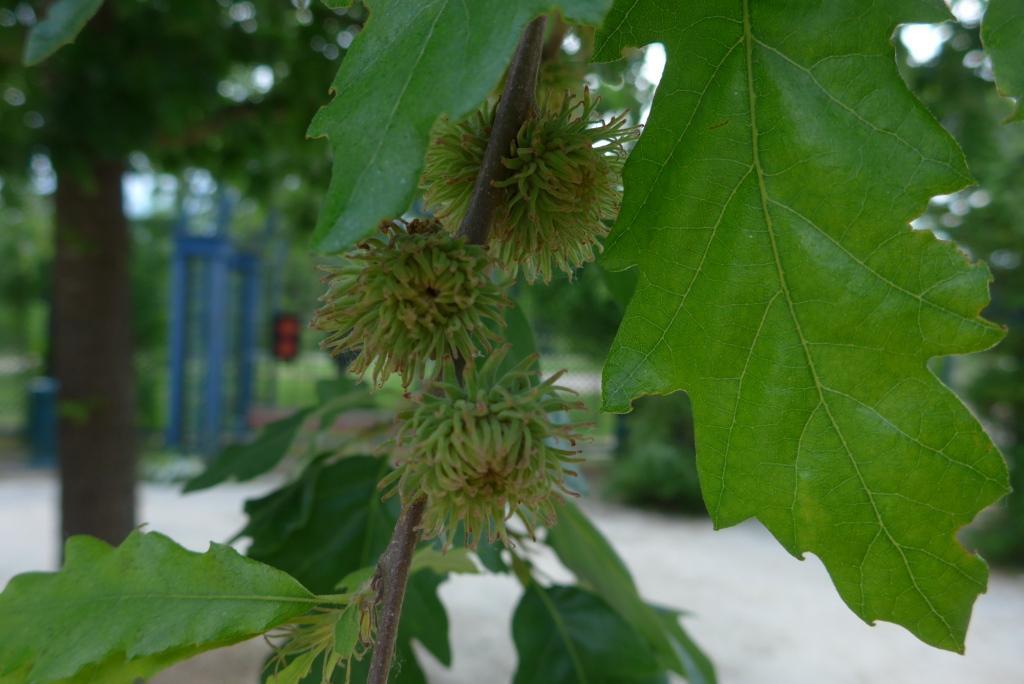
[165,193,260,455]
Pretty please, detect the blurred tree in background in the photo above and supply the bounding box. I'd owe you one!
[604,394,705,513]
[0,0,361,544]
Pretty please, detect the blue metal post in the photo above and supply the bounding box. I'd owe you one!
[165,216,190,449]
[215,190,235,236]
[26,376,59,467]
[201,242,230,455]
[167,190,255,455]
[192,191,236,455]
[235,253,259,438]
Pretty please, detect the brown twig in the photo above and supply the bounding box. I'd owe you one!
[457,15,547,246]
[365,498,426,684]
[365,16,547,684]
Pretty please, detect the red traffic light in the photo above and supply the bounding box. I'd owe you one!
[272,313,301,361]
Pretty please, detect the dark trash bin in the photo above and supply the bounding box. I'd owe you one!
[25,376,58,468]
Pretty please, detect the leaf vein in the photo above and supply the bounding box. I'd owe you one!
[741,0,957,645]
[607,164,753,402]
[714,290,781,521]
[821,385,1002,485]
[605,35,744,256]
[767,197,996,333]
[752,37,967,181]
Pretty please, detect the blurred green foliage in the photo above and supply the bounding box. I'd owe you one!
[0,180,50,353]
[0,1,367,434]
[0,1,362,200]
[605,394,705,514]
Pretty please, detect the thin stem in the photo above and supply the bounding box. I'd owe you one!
[366,498,426,683]
[366,16,547,684]
[457,15,547,245]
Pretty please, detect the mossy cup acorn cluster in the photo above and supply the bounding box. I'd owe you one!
[380,349,584,548]
[313,77,637,546]
[313,218,508,388]
[421,88,639,282]
[313,219,588,546]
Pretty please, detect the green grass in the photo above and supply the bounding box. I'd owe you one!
[0,360,38,435]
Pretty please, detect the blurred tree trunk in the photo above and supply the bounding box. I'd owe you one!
[52,158,136,545]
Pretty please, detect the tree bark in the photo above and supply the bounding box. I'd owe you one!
[52,158,137,545]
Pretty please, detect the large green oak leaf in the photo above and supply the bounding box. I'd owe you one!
[0,531,318,683]
[242,456,397,594]
[982,0,1024,122]
[184,407,315,492]
[546,502,715,683]
[512,585,664,684]
[308,0,612,253]
[595,0,1009,651]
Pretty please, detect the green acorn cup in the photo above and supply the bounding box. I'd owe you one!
[421,88,640,282]
[379,347,585,548]
[266,605,367,680]
[266,591,375,681]
[312,218,510,388]
[421,100,495,228]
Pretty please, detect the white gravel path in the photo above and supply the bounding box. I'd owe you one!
[1,470,1021,684]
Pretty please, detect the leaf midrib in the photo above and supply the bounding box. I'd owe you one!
[740,0,958,648]
[2,592,335,611]
[534,587,589,684]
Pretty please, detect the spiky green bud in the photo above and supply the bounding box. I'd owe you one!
[380,348,585,548]
[313,219,509,388]
[266,593,375,682]
[421,101,494,229]
[421,89,640,282]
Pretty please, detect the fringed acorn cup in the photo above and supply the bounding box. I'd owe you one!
[379,347,586,549]
[421,88,640,282]
[265,591,375,681]
[312,218,510,388]
[421,100,495,228]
